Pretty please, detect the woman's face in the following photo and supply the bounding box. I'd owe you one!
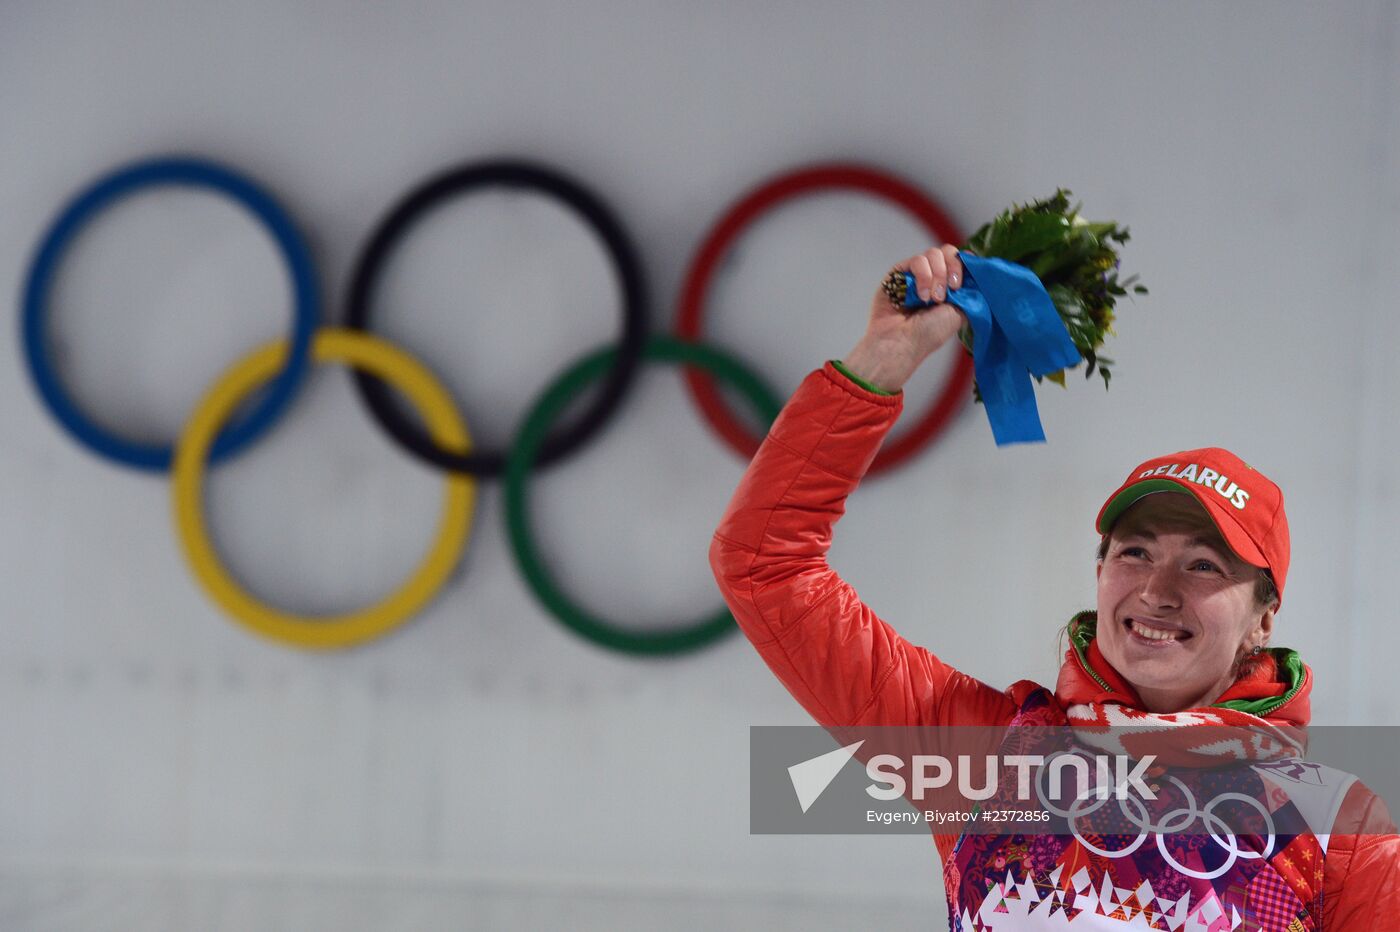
[1094,493,1274,713]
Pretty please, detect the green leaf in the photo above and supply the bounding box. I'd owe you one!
[985,212,1072,262]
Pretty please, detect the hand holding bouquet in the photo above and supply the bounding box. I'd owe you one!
[883,190,1146,394]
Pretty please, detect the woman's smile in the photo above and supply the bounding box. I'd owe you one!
[1122,616,1192,644]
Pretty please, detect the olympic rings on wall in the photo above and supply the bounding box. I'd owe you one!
[675,164,975,477]
[505,336,781,656]
[22,156,320,472]
[344,160,649,478]
[173,329,477,649]
[20,154,969,654]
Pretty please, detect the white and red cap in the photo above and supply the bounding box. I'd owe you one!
[1095,447,1290,601]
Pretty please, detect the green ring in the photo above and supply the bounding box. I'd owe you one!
[505,335,783,656]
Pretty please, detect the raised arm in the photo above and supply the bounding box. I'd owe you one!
[708,247,1017,730]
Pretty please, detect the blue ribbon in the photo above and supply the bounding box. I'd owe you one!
[902,254,1080,445]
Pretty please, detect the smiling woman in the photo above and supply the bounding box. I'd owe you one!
[1092,452,1284,713]
[711,245,1400,929]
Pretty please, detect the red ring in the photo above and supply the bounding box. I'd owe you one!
[675,164,974,475]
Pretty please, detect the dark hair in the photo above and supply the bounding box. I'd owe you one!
[1096,536,1279,610]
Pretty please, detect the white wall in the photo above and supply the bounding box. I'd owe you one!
[1,1,1396,929]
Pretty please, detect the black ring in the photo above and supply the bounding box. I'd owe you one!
[343,159,649,476]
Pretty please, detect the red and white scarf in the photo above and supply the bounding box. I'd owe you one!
[1053,616,1311,768]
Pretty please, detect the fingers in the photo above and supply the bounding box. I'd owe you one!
[925,248,947,303]
[890,244,964,312]
[905,247,947,305]
[902,253,931,305]
[942,244,963,292]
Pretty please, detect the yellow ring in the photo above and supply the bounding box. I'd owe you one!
[172,328,475,649]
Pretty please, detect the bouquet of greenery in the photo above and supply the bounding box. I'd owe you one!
[965,189,1144,389]
[886,189,1145,392]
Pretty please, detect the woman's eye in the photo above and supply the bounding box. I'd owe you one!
[1120,547,1148,559]
[1190,560,1220,572]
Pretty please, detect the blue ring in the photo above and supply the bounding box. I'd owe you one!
[21,156,319,471]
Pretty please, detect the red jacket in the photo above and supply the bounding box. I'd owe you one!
[711,363,1399,928]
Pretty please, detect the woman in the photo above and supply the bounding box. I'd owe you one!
[710,246,1398,929]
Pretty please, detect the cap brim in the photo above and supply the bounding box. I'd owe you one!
[1097,479,1268,568]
